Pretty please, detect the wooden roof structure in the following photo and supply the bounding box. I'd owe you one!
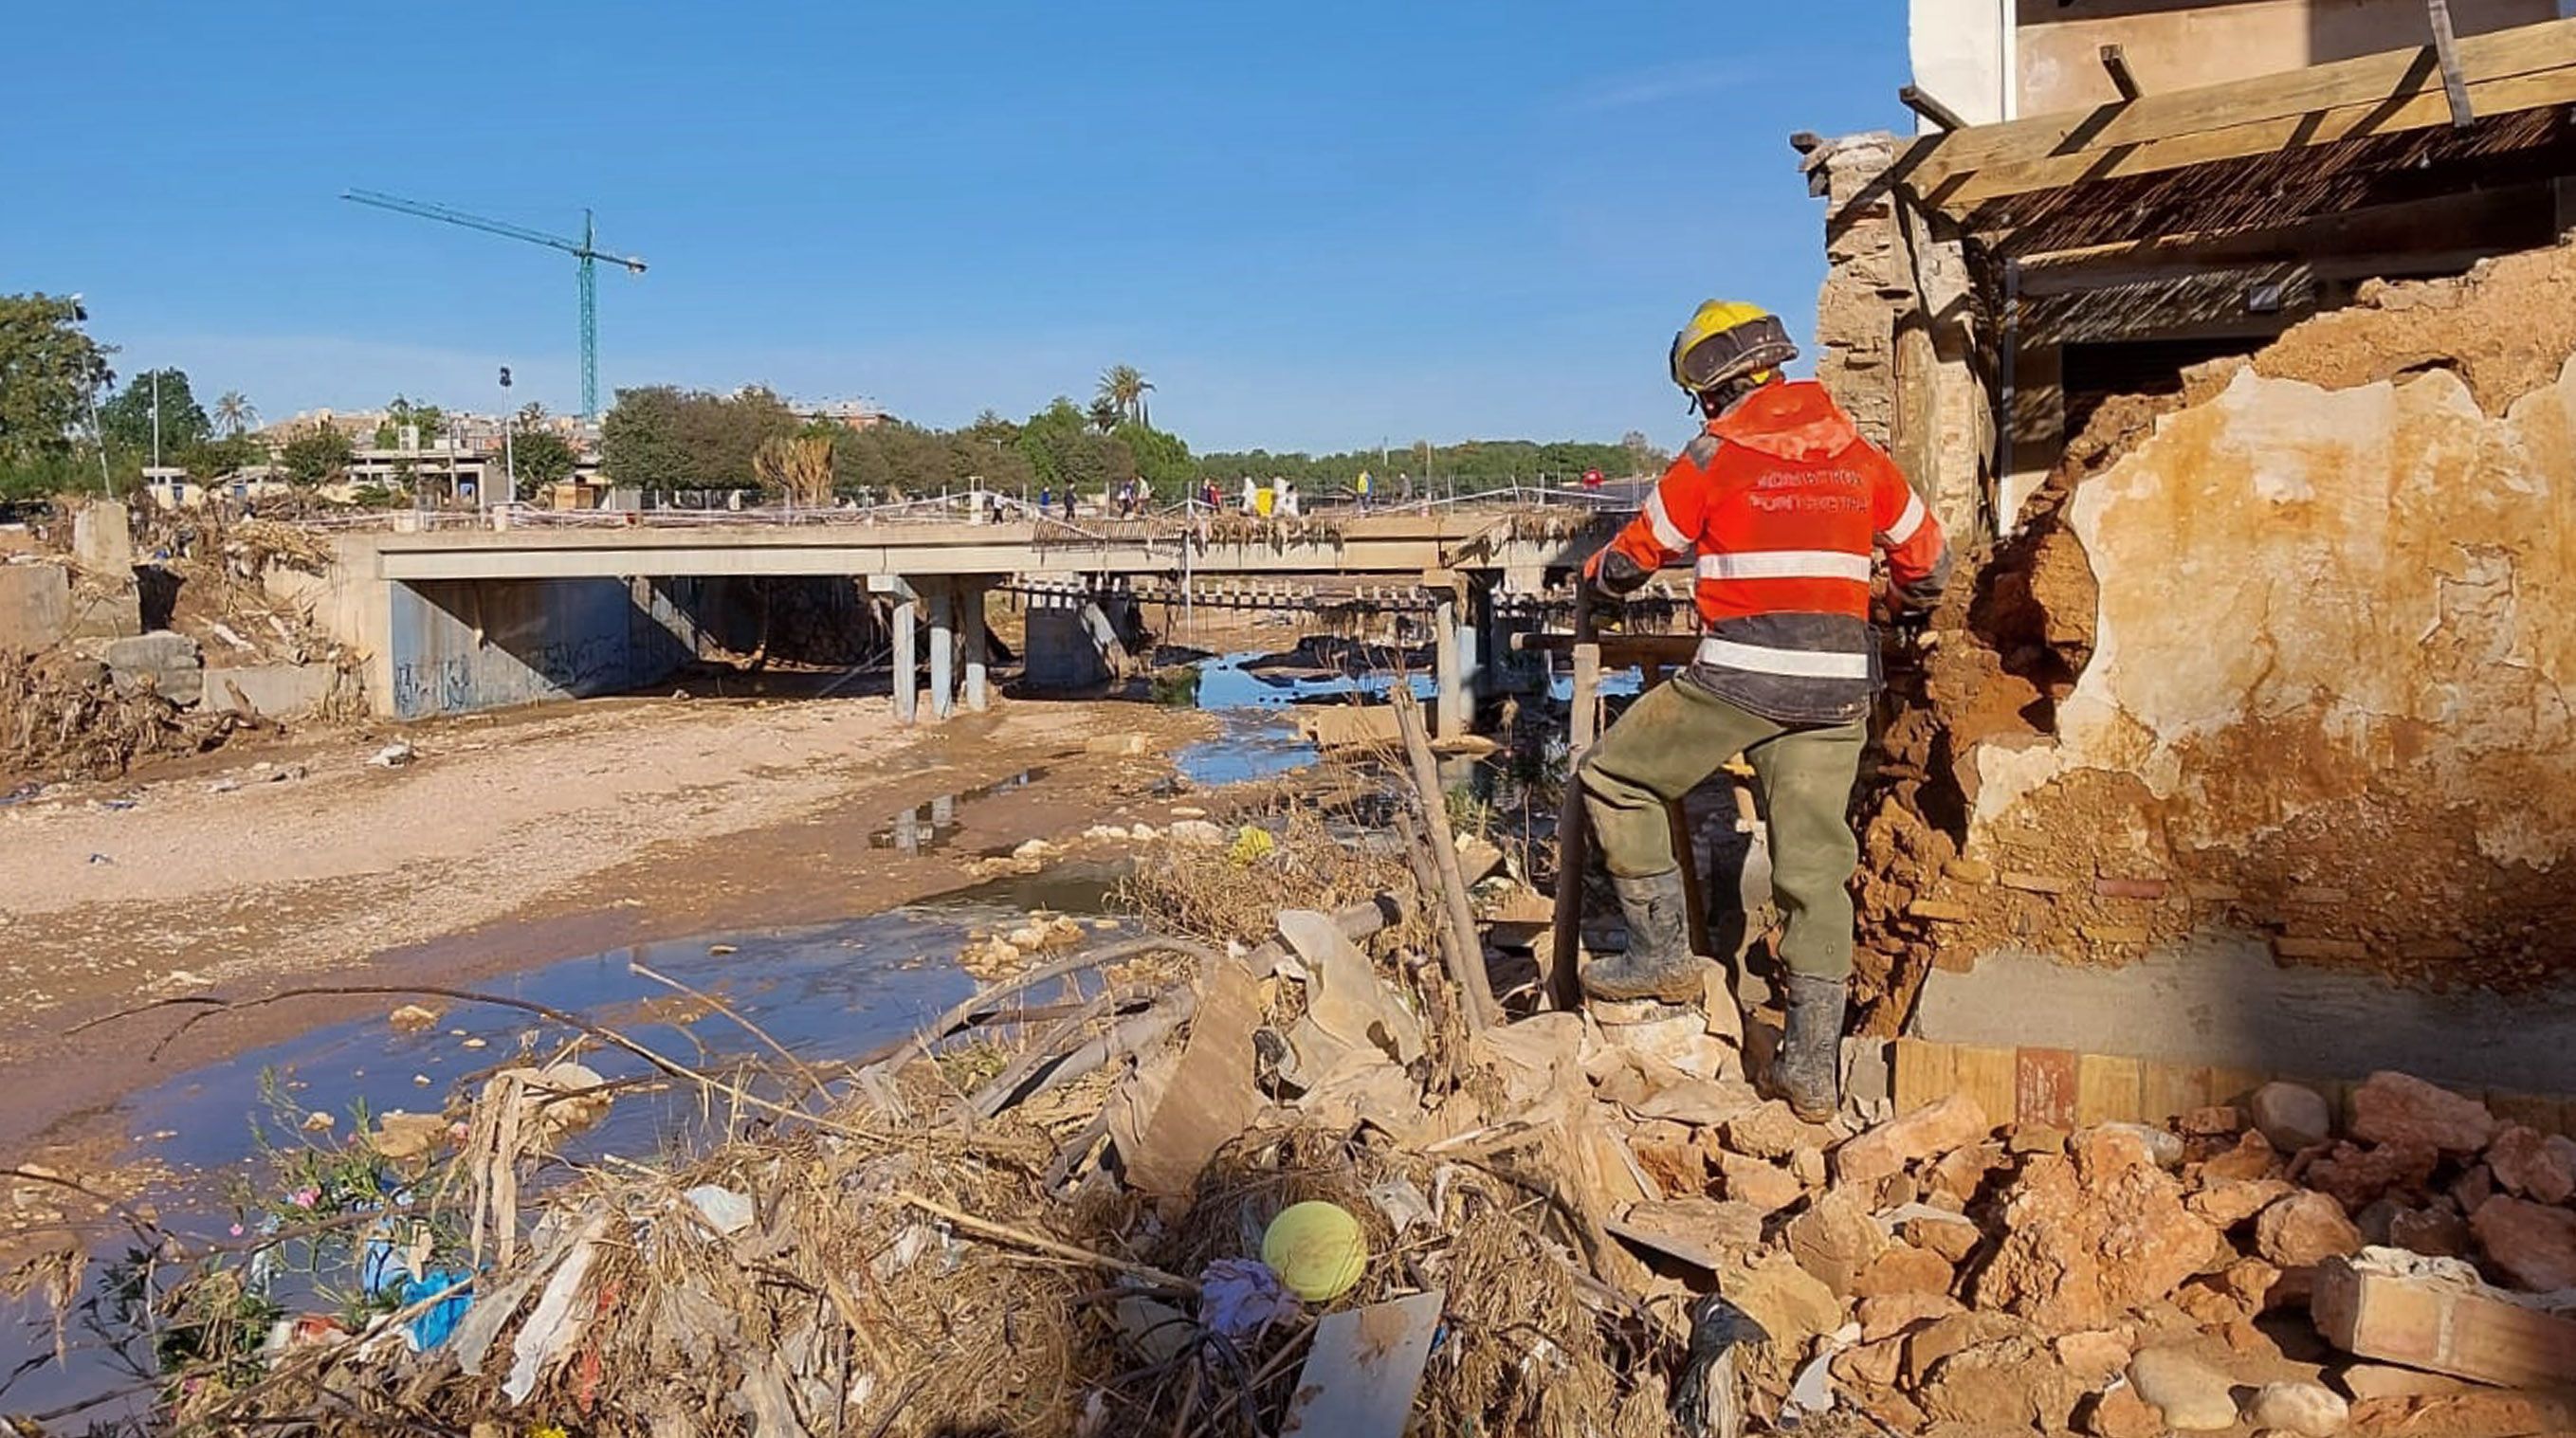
[1888,14,2576,262]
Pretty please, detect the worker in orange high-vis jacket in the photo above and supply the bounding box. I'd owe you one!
[1578,300,1951,1120]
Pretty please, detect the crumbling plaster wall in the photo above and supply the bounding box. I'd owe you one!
[1961,354,2576,968]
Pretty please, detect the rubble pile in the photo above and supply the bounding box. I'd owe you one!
[1853,240,2576,1019]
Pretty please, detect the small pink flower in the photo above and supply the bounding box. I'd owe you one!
[228,1223,245,1237]
[289,1188,320,1209]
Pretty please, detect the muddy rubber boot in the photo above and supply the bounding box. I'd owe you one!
[1769,973,1846,1121]
[1582,868,1705,1004]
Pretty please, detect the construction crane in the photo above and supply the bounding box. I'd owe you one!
[340,189,648,421]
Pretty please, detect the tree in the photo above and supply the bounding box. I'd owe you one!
[0,293,115,470]
[1097,364,1154,427]
[97,368,211,467]
[601,385,692,492]
[279,422,354,486]
[753,433,834,506]
[213,391,258,438]
[374,394,446,450]
[510,428,577,490]
[1112,420,1192,498]
[517,400,549,429]
[1086,395,1123,435]
[600,385,795,492]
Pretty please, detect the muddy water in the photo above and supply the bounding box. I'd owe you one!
[1172,652,1434,786]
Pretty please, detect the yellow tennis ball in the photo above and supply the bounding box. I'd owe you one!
[1262,1200,1368,1302]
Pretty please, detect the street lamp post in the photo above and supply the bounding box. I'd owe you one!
[498,366,517,511]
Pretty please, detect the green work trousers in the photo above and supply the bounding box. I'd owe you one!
[1577,675,1866,980]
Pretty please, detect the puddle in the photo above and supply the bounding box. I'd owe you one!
[869,767,1047,853]
[1174,653,1438,787]
[4,899,1130,1418]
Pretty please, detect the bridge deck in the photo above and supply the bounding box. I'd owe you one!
[357,514,1607,583]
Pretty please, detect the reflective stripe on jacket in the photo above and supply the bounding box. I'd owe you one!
[1599,379,1951,724]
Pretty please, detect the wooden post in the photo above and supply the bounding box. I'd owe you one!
[961,580,990,713]
[927,582,957,721]
[892,596,919,725]
[1393,687,1499,1028]
[1546,590,1600,1012]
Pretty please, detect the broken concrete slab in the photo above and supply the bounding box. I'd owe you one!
[0,562,70,651]
[198,663,336,718]
[70,501,133,576]
[101,630,203,705]
[2313,1249,2576,1389]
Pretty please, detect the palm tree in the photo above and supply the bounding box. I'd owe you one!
[214,391,257,437]
[517,400,549,430]
[1087,396,1123,435]
[1096,364,1154,428]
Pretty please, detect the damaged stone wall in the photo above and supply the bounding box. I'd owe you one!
[1876,243,2576,1007]
[1804,132,1994,547]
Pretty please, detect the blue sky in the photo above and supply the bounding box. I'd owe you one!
[3,2,1912,453]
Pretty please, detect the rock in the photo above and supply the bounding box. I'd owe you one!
[1167,819,1225,846]
[372,741,415,768]
[2468,1194,2576,1290]
[2218,1256,2280,1309]
[2243,1380,2350,1437]
[2081,1383,2166,1438]
[1723,1101,1834,1161]
[2096,1121,2185,1169]
[2335,1363,2474,1400]
[1923,1141,2007,1203]
[2250,1081,2334,1151]
[1614,1197,1765,1265]
[2386,1202,2471,1258]
[387,1003,441,1034]
[1978,1125,2225,1330]
[301,1110,336,1133]
[370,1111,448,1163]
[1832,1335,1906,1389]
[2305,1140,2439,1212]
[1901,1308,2029,1386]
[2453,1162,2494,1215]
[1836,1092,1991,1187]
[2201,1130,2280,1182]
[2191,1176,2294,1229]
[1919,1334,2086,1431]
[2128,1344,2241,1431]
[1850,1242,1953,1300]
[1786,1189,1890,1296]
[1631,1074,1762,1128]
[2007,1121,2068,1156]
[2484,1124,2576,1204]
[1083,733,1149,756]
[1790,1145,1828,1189]
[2255,1191,2363,1268]
[1904,1213,1982,1264]
[1607,1011,1735,1082]
[2054,1327,2134,1385]
[1857,1289,1961,1342]
[2348,1071,2494,1155]
[2181,1104,2244,1137]
[1722,1251,1843,1353]
[1714,1151,1803,1214]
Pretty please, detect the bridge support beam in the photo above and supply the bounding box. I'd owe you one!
[960,580,990,713]
[1434,595,1465,742]
[928,582,958,721]
[891,595,920,725]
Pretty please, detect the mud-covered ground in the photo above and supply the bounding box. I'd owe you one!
[0,690,1216,1162]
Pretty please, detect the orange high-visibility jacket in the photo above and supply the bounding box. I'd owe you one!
[1597,379,1951,724]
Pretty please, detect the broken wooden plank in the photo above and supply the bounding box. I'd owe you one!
[1282,1290,1445,1437]
[1905,16,2576,193]
[1899,83,1968,133]
[2312,1254,2576,1389]
[2100,44,2142,101]
[2427,0,2476,127]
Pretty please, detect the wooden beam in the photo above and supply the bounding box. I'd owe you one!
[1904,15,2576,197]
[2428,0,2477,128]
[2006,185,2551,281]
[1900,84,1969,134]
[2100,45,2141,102]
[1942,63,2576,216]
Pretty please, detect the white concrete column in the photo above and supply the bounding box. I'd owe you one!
[892,597,919,724]
[927,582,957,721]
[1434,596,1464,742]
[960,580,990,713]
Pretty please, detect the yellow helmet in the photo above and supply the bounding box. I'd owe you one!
[1670,300,1798,395]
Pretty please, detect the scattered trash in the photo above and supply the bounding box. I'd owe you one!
[1197,1256,1298,1339]
[371,741,415,768]
[388,1002,443,1034]
[684,1184,756,1237]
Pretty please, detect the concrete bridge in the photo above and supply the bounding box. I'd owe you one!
[283,509,1624,729]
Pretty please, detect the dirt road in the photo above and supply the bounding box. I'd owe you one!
[0,693,1215,1157]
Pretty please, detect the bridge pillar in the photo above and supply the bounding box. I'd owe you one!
[892,595,919,724]
[1434,595,1465,742]
[928,582,958,721]
[961,580,990,713]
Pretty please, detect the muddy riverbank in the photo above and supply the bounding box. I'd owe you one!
[0,692,1220,1164]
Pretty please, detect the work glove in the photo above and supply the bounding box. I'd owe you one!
[1581,546,1625,606]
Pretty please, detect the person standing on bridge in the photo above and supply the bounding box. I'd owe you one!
[1575,300,1951,1121]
